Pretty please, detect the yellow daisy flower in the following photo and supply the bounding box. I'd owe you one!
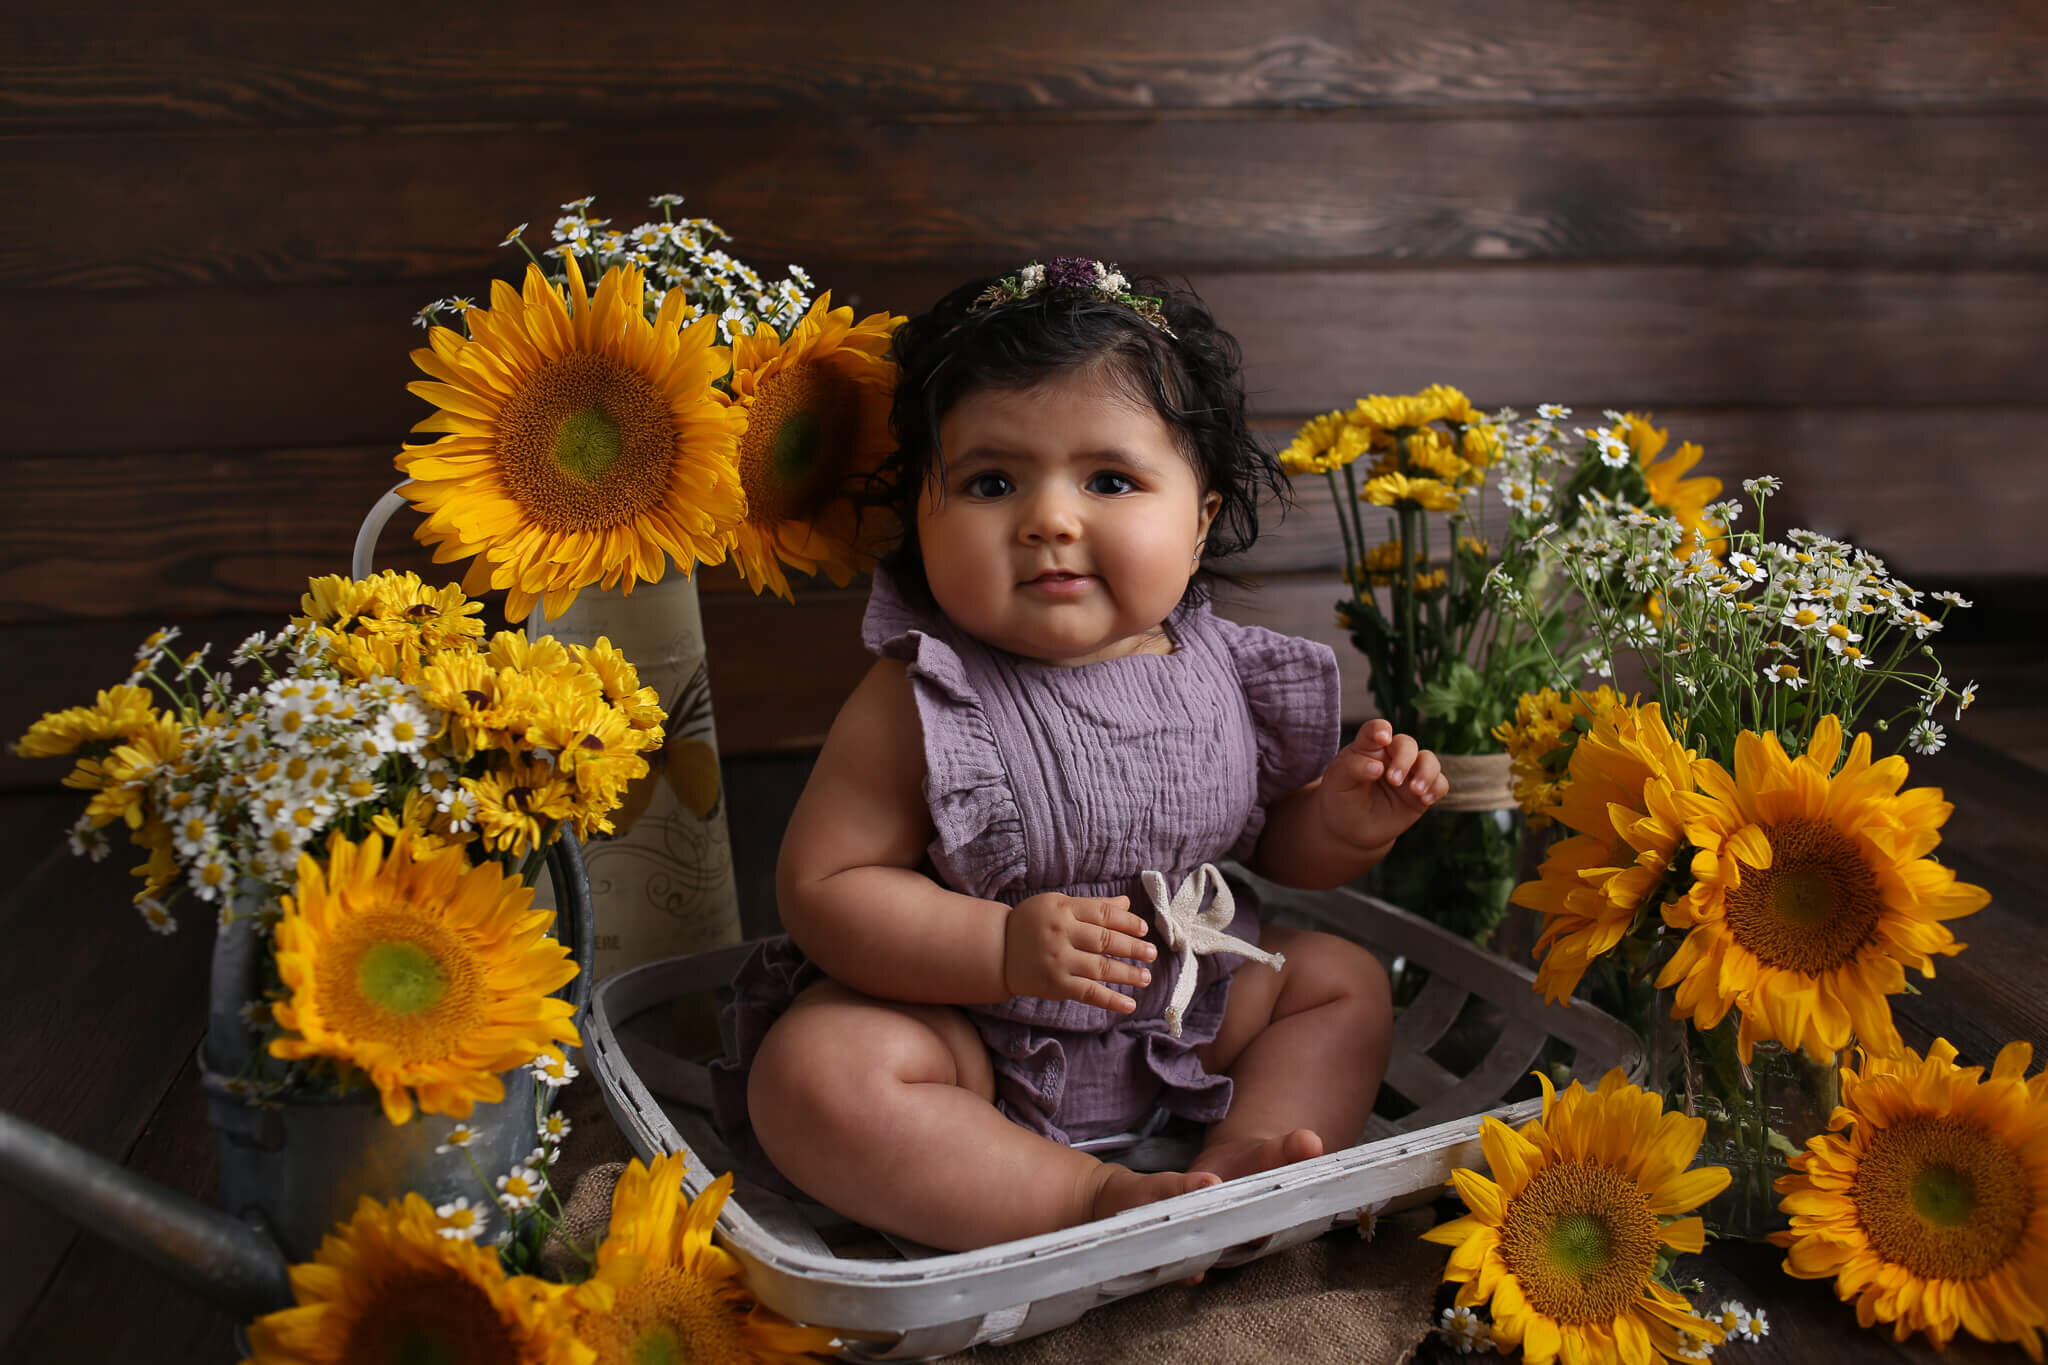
[13,684,162,759]
[1492,686,1624,823]
[1355,383,1478,431]
[1401,426,1472,483]
[1774,1039,2048,1360]
[570,638,667,737]
[243,1192,587,1365]
[399,257,747,622]
[1277,410,1372,475]
[465,759,580,857]
[719,295,904,601]
[268,831,580,1125]
[1658,715,1989,1062]
[572,1152,840,1364]
[1362,472,1463,512]
[1514,702,1695,1004]
[1423,1070,1729,1364]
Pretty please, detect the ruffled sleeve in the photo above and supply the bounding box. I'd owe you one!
[1217,618,1342,860]
[860,567,1027,899]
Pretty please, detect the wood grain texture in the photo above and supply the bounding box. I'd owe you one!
[0,793,213,1343]
[9,111,2045,291]
[5,1055,237,1365]
[9,266,2045,459]
[5,408,2035,628]
[7,1,2045,131]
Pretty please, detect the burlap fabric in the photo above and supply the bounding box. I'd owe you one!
[548,1154,1441,1364]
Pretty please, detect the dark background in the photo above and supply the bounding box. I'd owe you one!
[2,4,2044,1359]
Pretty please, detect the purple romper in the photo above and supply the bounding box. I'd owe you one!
[708,566,1339,1199]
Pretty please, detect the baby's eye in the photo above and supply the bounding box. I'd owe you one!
[1088,471,1139,495]
[962,471,1013,498]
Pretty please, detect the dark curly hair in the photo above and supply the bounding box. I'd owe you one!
[876,268,1286,608]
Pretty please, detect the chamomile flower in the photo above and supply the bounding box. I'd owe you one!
[1742,475,1782,497]
[525,1144,560,1168]
[138,897,178,935]
[68,815,111,862]
[1674,1332,1715,1361]
[188,850,234,902]
[1909,717,1947,754]
[239,999,272,1029]
[1931,590,1973,608]
[1538,403,1571,420]
[1762,662,1808,689]
[133,626,181,662]
[529,1049,579,1088]
[1436,1306,1492,1354]
[539,1111,573,1145]
[496,1165,542,1213]
[1713,1301,1768,1342]
[372,702,433,758]
[1822,621,1863,654]
[434,1196,487,1242]
[1954,680,1978,718]
[435,1123,480,1154]
[1780,602,1826,632]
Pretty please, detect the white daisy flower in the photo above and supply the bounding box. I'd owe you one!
[373,702,433,758]
[133,626,181,662]
[1739,1307,1768,1339]
[1762,662,1808,690]
[1537,403,1571,420]
[171,812,218,858]
[1594,429,1632,468]
[188,851,234,902]
[539,1111,573,1145]
[1822,621,1863,654]
[529,1050,579,1088]
[1909,718,1947,755]
[1954,680,1978,718]
[1837,644,1875,669]
[435,1197,487,1241]
[1931,590,1972,608]
[496,1166,541,1213]
[137,897,178,935]
[1728,554,1767,583]
[525,1144,560,1168]
[239,999,272,1030]
[1674,1332,1714,1361]
[1742,475,1782,497]
[1780,602,1826,633]
[435,1123,480,1154]
[1436,1305,1492,1354]
[559,195,595,213]
[68,815,111,863]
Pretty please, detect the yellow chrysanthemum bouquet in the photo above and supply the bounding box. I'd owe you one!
[11,570,663,1117]
[1487,451,1996,1238]
[405,193,904,618]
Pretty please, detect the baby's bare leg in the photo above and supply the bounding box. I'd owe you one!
[1191,925,1393,1181]
[748,979,1217,1250]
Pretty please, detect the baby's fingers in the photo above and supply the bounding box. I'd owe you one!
[1077,896,1156,959]
[1069,975,1143,1013]
[1392,750,1445,807]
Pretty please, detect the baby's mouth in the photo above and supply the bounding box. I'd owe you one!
[1023,571,1096,594]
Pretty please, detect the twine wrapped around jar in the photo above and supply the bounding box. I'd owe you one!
[1432,752,1516,813]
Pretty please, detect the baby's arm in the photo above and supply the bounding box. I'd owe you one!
[778,659,1155,1011]
[1250,719,1448,890]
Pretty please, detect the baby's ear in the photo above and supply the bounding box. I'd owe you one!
[1196,488,1223,541]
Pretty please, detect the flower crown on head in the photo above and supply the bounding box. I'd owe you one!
[969,257,1177,338]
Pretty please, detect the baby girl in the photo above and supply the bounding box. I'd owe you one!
[710,259,1448,1251]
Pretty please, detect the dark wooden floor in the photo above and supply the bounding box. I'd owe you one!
[1,642,2041,1363]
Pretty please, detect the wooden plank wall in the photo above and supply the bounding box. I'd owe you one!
[3,1,2045,780]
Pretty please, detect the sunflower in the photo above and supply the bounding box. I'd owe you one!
[1423,1070,1729,1364]
[719,294,903,600]
[242,1192,587,1365]
[269,831,581,1124]
[571,1152,840,1364]
[1513,702,1695,1004]
[399,257,747,621]
[1774,1039,2048,1360]
[1657,715,1988,1062]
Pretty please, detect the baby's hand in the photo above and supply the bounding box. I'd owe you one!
[1003,893,1157,1013]
[1317,719,1449,853]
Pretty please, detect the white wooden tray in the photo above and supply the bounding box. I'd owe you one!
[587,869,1642,1359]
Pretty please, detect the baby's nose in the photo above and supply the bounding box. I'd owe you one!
[1019,492,1081,542]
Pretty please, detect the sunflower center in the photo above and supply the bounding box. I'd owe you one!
[554,406,623,481]
[494,352,677,532]
[587,1264,748,1365]
[323,912,487,1063]
[1496,1160,1662,1324]
[341,1270,519,1364]
[1724,817,1883,972]
[737,359,863,525]
[358,941,446,1015]
[1853,1116,2030,1280]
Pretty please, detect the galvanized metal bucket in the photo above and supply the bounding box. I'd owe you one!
[198,834,596,1262]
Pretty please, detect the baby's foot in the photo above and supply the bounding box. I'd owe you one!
[1088,1165,1221,1223]
[1188,1128,1324,1184]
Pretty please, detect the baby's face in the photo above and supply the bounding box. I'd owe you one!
[918,366,1222,666]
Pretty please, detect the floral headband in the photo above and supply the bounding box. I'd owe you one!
[969,256,1177,338]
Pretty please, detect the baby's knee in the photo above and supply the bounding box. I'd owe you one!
[1294,931,1394,1029]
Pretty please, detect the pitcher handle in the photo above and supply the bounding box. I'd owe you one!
[352,482,413,579]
